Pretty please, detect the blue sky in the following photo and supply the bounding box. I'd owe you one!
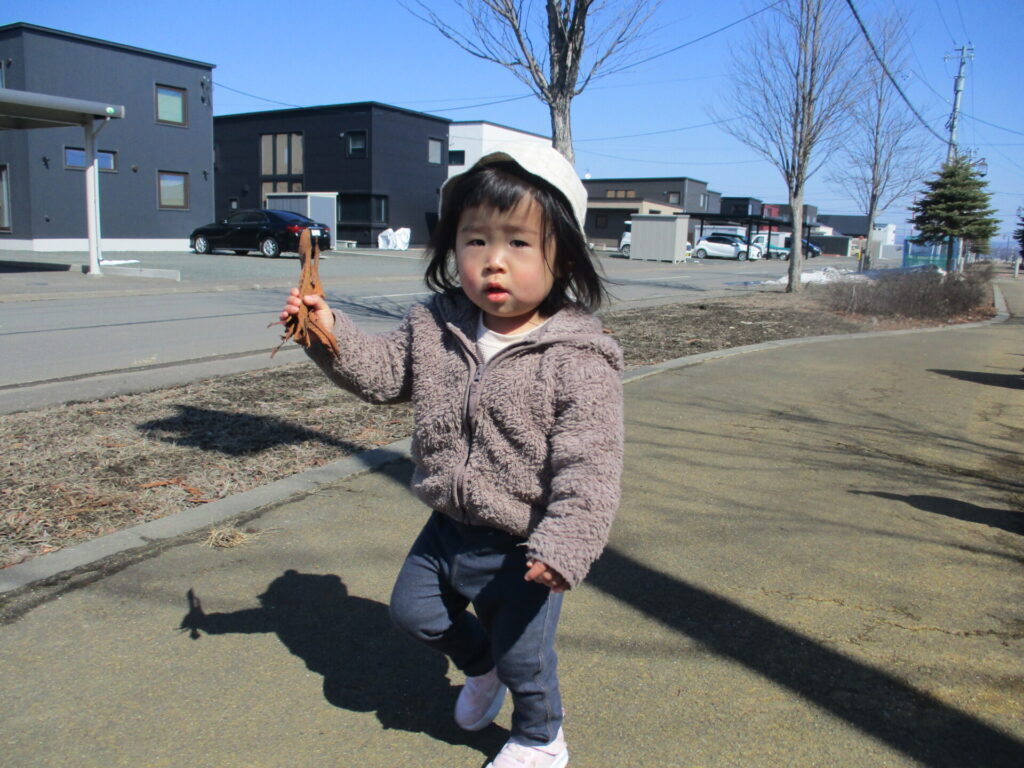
[13,0,1024,243]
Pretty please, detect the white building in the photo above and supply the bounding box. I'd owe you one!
[447,121,552,178]
[870,222,896,246]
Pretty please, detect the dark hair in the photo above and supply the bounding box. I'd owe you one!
[424,161,607,316]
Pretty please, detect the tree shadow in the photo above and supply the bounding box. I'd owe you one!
[929,369,1024,389]
[588,547,1024,767]
[179,569,506,757]
[138,405,374,456]
[851,490,1024,535]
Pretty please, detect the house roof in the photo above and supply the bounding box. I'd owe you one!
[583,175,710,187]
[215,101,451,123]
[0,22,215,69]
[450,120,550,140]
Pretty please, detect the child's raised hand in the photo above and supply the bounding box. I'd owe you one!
[525,559,568,593]
[279,287,334,330]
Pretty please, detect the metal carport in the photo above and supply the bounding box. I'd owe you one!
[0,87,125,275]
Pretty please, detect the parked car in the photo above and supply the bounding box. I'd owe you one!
[749,233,790,260]
[190,209,331,258]
[694,234,761,260]
[783,237,821,259]
[619,230,632,256]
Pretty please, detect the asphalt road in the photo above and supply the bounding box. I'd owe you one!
[0,248,856,412]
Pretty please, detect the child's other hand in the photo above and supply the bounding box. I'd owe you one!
[525,560,568,593]
[279,287,333,330]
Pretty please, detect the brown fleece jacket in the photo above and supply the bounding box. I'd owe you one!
[305,291,624,588]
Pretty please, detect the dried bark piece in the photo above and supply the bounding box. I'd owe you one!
[270,229,340,358]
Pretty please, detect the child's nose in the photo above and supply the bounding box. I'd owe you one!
[483,247,508,272]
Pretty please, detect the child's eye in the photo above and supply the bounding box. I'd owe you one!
[464,238,485,247]
[511,239,530,248]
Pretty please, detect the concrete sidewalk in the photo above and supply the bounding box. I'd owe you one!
[0,281,1021,767]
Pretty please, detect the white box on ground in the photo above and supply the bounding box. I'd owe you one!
[629,214,690,262]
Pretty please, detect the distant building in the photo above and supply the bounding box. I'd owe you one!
[447,121,551,178]
[720,197,763,217]
[581,176,720,247]
[816,214,867,237]
[214,102,450,246]
[767,203,819,227]
[0,23,215,251]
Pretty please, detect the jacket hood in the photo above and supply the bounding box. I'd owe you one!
[431,291,623,372]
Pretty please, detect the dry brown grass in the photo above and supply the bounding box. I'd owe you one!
[0,286,992,568]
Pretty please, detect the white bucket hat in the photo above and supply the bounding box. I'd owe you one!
[440,143,588,234]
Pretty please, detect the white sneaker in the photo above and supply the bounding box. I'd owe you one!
[486,728,568,768]
[454,667,507,731]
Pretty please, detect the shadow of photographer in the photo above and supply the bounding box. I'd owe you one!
[180,569,506,757]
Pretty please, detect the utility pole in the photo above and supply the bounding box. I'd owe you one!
[945,45,973,163]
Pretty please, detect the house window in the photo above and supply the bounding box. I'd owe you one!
[0,165,10,231]
[347,131,367,158]
[260,133,304,176]
[155,85,187,126]
[428,138,443,165]
[595,214,608,229]
[605,189,636,199]
[668,191,680,204]
[699,193,708,209]
[448,149,465,166]
[158,171,189,209]
[64,147,118,171]
[339,194,388,223]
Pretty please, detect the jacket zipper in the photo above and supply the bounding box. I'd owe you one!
[449,332,536,517]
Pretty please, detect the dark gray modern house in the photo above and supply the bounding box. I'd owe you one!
[0,23,215,251]
[213,103,451,246]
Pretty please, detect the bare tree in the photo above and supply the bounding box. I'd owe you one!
[717,0,856,292]
[828,15,930,271]
[405,0,660,163]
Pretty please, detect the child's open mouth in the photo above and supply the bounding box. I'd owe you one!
[485,286,509,301]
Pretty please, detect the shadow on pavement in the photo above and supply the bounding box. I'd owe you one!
[588,547,1024,767]
[179,569,507,758]
[851,490,1024,535]
[929,368,1024,389]
[0,259,74,273]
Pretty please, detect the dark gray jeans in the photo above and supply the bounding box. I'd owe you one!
[389,511,564,746]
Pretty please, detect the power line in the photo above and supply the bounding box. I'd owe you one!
[843,0,947,145]
[576,118,735,143]
[213,81,302,109]
[963,113,1024,138]
[952,0,971,43]
[932,0,958,45]
[601,0,786,76]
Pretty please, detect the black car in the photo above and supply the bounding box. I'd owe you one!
[783,236,822,258]
[190,209,331,257]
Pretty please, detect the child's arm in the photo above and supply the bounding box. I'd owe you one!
[526,351,625,589]
[280,289,414,404]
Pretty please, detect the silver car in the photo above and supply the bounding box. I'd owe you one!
[694,235,761,260]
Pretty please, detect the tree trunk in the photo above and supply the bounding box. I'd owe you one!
[945,236,955,274]
[550,96,575,164]
[788,190,805,293]
[863,203,877,272]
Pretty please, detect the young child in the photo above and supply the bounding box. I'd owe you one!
[279,143,623,768]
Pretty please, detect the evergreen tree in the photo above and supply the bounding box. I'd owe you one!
[910,155,999,272]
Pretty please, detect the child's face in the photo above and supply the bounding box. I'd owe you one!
[455,196,556,335]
